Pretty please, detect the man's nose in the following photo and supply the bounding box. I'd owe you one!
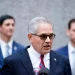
[45,36,51,42]
[9,24,14,29]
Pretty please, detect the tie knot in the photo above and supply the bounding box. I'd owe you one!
[40,55,44,59]
[6,44,10,49]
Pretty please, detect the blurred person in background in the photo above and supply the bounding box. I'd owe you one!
[56,19,75,75]
[0,15,25,69]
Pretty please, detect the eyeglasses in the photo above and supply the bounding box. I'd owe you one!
[32,33,55,41]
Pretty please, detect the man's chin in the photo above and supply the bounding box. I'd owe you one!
[7,34,13,37]
[43,50,50,54]
[44,49,50,52]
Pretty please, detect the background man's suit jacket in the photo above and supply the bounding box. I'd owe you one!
[0,41,25,69]
[0,46,71,75]
[56,45,68,58]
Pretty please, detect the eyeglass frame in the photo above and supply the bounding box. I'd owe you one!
[31,33,56,41]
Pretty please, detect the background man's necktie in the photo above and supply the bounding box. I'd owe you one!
[5,44,10,57]
[39,55,45,69]
[71,51,75,75]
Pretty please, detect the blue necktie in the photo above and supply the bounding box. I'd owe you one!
[5,44,10,57]
[71,51,75,75]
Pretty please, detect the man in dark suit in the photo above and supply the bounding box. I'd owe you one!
[0,15,25,69]
[0,17,71,75]
[56,19,75,75]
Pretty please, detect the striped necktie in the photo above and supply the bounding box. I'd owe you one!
[39,55,45,69]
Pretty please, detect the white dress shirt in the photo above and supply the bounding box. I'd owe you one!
[0,39,13,58]
[28,45,50,73]
[68,42,75,75]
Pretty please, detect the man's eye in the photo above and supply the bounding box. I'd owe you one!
[6,23,10,26]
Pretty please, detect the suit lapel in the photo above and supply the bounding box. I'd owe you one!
[0,47,4,68]
[19,46,34,75]
[12,41,18,54]
[65,45,69,57]
[50,50,58,75]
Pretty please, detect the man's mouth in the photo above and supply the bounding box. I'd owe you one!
[43,45,51,49]
[44,45,50,47]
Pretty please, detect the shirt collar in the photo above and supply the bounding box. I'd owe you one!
[0,38,13,49]
[68,42,75,53]
[28,45,40,58]
[44,52,50,60]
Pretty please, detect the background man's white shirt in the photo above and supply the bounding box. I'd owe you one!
[0,39,13,58]
[68,42,75,75]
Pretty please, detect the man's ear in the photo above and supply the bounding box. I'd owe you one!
[28,33,33,43]
[28,33,32,41]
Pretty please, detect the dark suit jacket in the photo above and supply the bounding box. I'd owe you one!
[56,45,69,58]
[0,41,25,69]
[0,46,71,75]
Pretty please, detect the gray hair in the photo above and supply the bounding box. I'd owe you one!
[28,17,53,34]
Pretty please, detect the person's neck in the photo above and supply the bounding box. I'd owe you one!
[70,41,75,48]
[0,35,11,43]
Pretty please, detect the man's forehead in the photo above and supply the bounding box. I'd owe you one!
[36,24,53,34]
[38,22,52,28]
